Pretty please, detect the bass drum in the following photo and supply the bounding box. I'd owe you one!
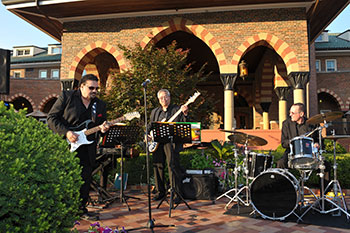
[250,168,299,220]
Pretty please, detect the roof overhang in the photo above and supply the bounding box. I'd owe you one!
[2,0,349,43]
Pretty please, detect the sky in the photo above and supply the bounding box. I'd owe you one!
[0,3,349,50]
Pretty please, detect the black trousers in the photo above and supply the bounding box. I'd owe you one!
[153,143,183,195]
[77,145,95,210]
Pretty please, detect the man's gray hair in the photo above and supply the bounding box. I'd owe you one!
[157,89,170,98]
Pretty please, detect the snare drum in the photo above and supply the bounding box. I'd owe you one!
[247,152,273,178]
[289,136,318,170]
[250,168,299,220]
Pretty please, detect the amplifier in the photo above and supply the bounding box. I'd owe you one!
[181,171,218,200]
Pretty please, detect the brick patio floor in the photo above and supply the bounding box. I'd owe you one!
[73,188,350,233]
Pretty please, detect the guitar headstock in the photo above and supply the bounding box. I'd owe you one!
[124,111,141,121]
[186,91,201,104]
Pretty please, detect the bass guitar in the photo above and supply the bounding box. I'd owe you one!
[148,91,201,152]
[68,111,140,152]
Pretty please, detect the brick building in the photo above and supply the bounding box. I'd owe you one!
[0,44,62,118]
[1,0,349,149]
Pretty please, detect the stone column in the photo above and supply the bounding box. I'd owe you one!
[288,72,309,104]
[220,73,237,136]
[60,79,74,91]
[260,102,271,130]
[274,87,290,129]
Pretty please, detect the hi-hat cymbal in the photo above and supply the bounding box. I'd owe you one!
[323,135,350,140]
[306,111,343,125]
[228,133,268,146]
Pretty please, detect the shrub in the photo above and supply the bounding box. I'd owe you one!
[324,139,347,154]
[0,102,82,232]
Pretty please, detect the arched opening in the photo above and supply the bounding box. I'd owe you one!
[318,92,341,112]
[12,97,33,113]
[234,94,252,129]
[42,98,57,113]
[74,49,119,90]
[318,92,343,134]
[155,31,222,126]
[238,43,288,129]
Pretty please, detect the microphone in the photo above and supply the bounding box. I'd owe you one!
[142,79,151,87]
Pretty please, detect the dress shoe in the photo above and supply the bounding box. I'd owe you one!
[152,193,165,201]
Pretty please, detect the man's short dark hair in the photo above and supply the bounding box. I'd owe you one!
[292,103,305,113]
[78,74,99,87]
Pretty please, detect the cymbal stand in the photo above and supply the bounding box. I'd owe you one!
[222,142,250,211]
[299,125,350,221]
[216,147,245,210]
[298,169,317,207]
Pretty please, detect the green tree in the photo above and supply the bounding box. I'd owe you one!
[101,41,217,128]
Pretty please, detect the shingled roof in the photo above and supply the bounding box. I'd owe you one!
[315,30,350,50]
[11,49,61,64]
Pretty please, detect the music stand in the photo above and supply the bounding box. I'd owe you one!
[103,125,141,211]
[151,122,192,217]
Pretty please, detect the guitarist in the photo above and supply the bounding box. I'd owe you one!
[47,74,110,220]
[149,89,188,203]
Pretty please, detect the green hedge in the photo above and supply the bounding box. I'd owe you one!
[0,102,82,232]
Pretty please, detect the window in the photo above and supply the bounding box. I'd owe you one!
[13,71,21,78]
[51,47,62,54]
[326,59,337,72]
[51,69,60,79]
[39,70,47,79]
[315,60,321,72]
[16,49,30,56]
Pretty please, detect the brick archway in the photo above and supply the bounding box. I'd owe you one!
[8,93,35,110]
[346,97,350,111]
[231,33,299,74]
[68,41,127,80]
[38,94,59,111]
[237,89,253,107]
[317,88,345,111]
[140,17,228,73]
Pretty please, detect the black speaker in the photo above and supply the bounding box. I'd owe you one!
[181,172,218,200]
[0,49,10,94]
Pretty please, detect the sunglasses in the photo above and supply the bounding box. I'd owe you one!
[87,86,99,91]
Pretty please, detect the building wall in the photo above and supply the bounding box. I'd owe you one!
[60,8,310,79]
[316,54,350,111]
[1,78,61,111]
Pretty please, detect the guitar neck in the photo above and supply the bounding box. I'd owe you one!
[167,102,190,122]
[84,116,125,136]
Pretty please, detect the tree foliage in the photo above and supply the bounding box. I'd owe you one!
[101,41,217,128]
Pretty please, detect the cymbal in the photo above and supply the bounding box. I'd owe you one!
[220,129,247,135]
[306,111,343,125]
[323,135,350,140]
[228,134,268,146]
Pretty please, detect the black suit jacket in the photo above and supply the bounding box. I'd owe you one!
[149,104,187,153]
[47,90,107,165]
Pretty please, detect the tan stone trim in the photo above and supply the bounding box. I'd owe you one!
[68,41,127,80]
[317,88,345,111]
[231,33,299,74]
[140,17,228,73]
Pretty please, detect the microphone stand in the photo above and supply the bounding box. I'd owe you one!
[127,81,174,232]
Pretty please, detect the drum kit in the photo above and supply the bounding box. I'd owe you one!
[217,111,350,222]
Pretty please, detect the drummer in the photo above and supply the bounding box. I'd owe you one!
[277,103,330,189]
[277,103,319,168]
